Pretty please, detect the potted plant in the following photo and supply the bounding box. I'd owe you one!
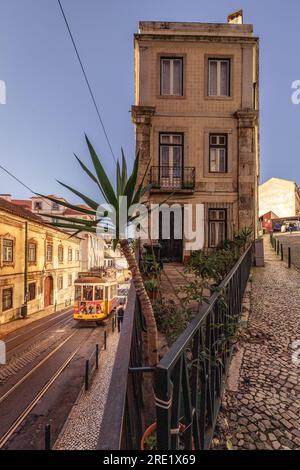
[141,422,194,450]
[144,278,159,301]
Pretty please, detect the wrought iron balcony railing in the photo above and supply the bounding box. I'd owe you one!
[150,166,195,191]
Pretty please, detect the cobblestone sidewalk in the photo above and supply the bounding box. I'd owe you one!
[215,237,300,450]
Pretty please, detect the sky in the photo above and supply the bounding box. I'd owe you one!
[0,0,300,202]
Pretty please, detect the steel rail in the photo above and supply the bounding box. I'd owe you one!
[0,345,80,449]
[0,330,78,404]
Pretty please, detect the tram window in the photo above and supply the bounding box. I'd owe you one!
[95,287,103,300]
[75,286,82,301]
[83,285,93,301]
[105,286,109,299]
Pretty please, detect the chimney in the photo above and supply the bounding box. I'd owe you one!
[0,194,12,201]
[227,9,243,24]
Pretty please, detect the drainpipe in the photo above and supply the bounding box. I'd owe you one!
[21,221,28,318]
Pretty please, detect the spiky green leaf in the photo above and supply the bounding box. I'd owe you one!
[85,135,118,209]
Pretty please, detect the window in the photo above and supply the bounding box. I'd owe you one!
[75,285,81,300]
[58,246,64,263]
[83,285,93,301]
[46,244,53,262]
[209,209,227,248]
[58,276,64,290]
[34,201,42,211]
[52,202,59,210]
[2,288,13,311]
[208,59,230,97]
[75,250,79,262]
[161,57,183,96]
[68,248,73,262]
[68,274,72,287]
[209,134,227,173]
[95,286,103,300]
[3,239,14,262]
[28,283,36,301]
[159,134,183,185]
[28,242,37,263]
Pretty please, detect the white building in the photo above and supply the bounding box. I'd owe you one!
[259,178,300,218]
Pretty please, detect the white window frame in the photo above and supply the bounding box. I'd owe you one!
[3,238,14,263]
[209,134,227,173]
[208,59,230,97]
[161,57,183,96]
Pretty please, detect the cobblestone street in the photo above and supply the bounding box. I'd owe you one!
[216,237,300,450]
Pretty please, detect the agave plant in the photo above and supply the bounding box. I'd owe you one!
[41,135,158,366]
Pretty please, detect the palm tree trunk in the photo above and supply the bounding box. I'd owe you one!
[120,239,158,367]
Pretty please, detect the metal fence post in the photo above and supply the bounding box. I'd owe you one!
[45,423,51,450]
[96,344,99,369]
[288,247,291,268]
[104,330,107,350]
[85,359,89,391]
[281,243,283,261]
[277,240,280,254]
[112,315,115,333]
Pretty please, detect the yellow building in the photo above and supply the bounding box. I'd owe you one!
[0,197,80,324]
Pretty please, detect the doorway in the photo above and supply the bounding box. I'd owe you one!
[159,210,183,262]
[44,276,53,307]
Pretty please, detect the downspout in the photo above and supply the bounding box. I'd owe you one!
[21,221,28,318]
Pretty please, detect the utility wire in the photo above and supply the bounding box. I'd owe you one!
[0,163,53,209]
[57,0,117,164]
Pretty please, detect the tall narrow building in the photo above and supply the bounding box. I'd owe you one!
[132,11,259,261]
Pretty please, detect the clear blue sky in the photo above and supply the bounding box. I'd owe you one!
[0,0,300,201]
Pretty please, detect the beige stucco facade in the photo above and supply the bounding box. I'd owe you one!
[132,18,260,259]
[259,178,300,218]
[0,201,80,324]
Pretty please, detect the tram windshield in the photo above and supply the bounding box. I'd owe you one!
[83,285,93,301]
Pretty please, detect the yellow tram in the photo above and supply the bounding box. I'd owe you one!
[74,272,118,324]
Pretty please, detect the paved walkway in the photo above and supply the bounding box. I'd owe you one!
[216,237,300,450]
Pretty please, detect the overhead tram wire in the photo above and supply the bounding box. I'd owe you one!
[0,163,55,210]
[57,0,117,165]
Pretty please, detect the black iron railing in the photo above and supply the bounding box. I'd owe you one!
[97,284,146,450]
[154,244,253,450]
[97,244,252,450]
[150,166,195,190]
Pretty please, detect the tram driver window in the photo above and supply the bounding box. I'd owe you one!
[83,285,93,301]
[95,287,103,300]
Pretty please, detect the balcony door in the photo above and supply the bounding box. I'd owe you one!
[159,133,183,189]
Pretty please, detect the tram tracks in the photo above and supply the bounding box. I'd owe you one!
[3,308,73,355]
[0,326,91,449]
[0,345,80,449]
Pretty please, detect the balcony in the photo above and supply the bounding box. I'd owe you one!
[150,166,195,191]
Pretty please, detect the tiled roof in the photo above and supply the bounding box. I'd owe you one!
[11,199,32,209]
[0,198,44,223]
